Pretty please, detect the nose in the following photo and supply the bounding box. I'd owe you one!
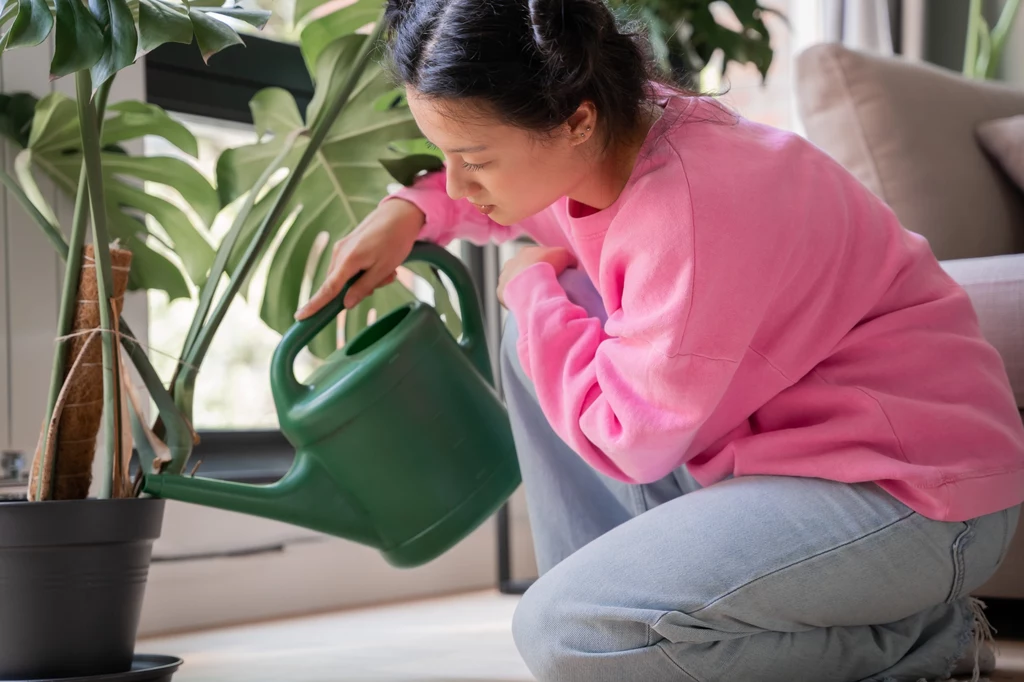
[445,164,478,202]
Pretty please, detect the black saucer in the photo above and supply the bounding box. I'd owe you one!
[13,655,182,682]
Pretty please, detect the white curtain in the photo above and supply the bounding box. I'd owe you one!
[827,0,894,53]
[809,0,926,60]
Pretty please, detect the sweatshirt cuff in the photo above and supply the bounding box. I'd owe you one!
[503,261,565,319]
[380,172,452,244]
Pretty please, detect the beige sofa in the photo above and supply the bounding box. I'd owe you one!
[794,43,1024,599]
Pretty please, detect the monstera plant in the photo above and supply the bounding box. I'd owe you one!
[0,0,445,675]
[5,92,218,299]
[214,23,450,358]
[608,0,780,83]
[0,0,449,498]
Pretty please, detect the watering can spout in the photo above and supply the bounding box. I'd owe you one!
[140,456,379,547]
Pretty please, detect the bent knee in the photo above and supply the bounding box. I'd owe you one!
[511,583,590,682]
[511,568,656,681]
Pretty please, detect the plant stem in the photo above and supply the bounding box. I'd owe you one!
[34,164,90,500]
[76,71,121,500]
[32,73,131,499]
[0,168,69,258]
[168,16,387,473]
[964,0,983,77]
[168,131,301,411]
[118,317,194,472]
[95,78,113,123]
[988,0,1021,78]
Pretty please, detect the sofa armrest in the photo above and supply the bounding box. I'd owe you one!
[940,253,1024,408]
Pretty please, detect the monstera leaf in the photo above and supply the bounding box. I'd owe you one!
[0,0,269,83]
[0,91,38,148]
[607,0,778,82]
[13,91,217,299]
[295,0,382,72]
[216,32,447,359]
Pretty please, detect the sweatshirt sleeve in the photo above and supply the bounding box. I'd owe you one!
[501,188,777,485]
[381,169,526,246]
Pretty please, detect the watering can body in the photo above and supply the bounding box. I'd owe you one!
[142,243,521,567]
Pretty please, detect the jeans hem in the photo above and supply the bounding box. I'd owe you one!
[875,598,983,682]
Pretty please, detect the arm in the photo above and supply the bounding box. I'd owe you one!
[382,169,528,246]
[501,201,778,484]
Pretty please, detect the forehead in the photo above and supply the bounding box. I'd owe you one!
[406,88,521,149]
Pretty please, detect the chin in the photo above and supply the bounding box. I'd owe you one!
[487,207,526,226]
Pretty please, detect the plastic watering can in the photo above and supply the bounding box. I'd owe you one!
[141,242,521,568]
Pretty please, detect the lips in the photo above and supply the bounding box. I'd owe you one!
[471,202,495,216]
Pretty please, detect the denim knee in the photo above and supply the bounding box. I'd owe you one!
[511,564,660,682]
[512,576,594,682]
[510,582,566,682]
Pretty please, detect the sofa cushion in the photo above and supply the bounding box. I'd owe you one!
[977,115,1024,191]
[940,253,1024,408]
[794,43,1024,261]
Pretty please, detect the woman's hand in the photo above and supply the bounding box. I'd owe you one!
[295,199,425,319]
[497,246,577,307]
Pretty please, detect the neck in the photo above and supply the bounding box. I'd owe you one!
[568,103,662,211]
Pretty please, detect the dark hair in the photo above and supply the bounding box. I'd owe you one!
[383,0,670,145]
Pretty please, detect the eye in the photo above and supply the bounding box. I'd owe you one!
[425,141,439,151]
[462,161,487,172]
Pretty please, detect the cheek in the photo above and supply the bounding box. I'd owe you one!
[488,157,572,219]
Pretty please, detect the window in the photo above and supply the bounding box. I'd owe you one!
[145,115,453,431]
[145,116,321,429]
[700,0,823,134]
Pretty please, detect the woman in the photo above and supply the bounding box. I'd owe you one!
[296,0,1024,679]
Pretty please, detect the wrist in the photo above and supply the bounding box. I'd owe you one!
[381,198,426,237]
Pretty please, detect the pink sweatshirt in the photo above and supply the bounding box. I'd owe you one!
[388,94,1024,522]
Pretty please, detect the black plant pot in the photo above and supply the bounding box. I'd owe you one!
[0,497,168,680]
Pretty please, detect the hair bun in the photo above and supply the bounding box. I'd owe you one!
[527,0,612,90]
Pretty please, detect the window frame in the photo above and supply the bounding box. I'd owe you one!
[146,35,313,125]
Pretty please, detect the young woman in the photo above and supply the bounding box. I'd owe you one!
[295,0,1024,679]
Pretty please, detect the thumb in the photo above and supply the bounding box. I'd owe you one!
[554,248,577,270]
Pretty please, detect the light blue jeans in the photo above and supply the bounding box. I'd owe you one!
[501,269,1021,682]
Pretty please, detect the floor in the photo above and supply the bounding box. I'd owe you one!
[139,591,1024,682]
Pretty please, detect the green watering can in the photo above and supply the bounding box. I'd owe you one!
[142,242,521,568]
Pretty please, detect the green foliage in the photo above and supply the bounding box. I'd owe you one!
[216,31,444,358]
[0,0,270,82]
[964,0,1020,79]
[608,0,781,82]
[2,92,216,299]
[0,0,270,490]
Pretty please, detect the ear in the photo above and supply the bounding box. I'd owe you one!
[566,101,598,145]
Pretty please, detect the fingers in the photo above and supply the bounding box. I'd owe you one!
[296,240,362,319]
[343,263,394,309]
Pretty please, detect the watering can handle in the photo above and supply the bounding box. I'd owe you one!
[271,241,493,405]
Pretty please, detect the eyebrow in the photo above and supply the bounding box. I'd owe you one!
[447,145,488,154]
